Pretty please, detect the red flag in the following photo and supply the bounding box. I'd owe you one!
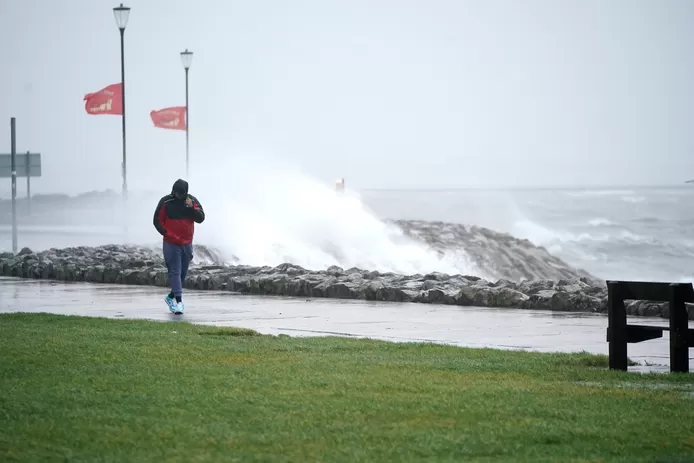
[150,106,186,131]
[84,83,123,115]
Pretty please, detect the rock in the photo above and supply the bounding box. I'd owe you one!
[455,285,529,308]
[517,279,554,295]
[423,272,451,281]
[625,300,668,318]
[0,243,688,321]
[326,265,344,276]
[522,290,572,311]
[18,247,33,256]
[392,219,600,283]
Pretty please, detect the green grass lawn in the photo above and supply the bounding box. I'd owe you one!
[0,313,693,463]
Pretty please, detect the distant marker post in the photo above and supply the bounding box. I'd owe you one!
[336,178,345,195]
[25,151,31,215]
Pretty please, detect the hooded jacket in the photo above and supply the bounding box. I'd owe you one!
[153,179,205,245]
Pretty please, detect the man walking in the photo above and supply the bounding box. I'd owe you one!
[153,179,205,314]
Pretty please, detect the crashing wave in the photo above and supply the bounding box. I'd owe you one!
[0,191,598,283]
[389,219,599,283]
[165,219,599,284]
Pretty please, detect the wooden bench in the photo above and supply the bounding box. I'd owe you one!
[606,281,693,373]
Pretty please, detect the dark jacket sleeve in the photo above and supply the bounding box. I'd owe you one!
[153,196,168,236]
[189,195,205,224]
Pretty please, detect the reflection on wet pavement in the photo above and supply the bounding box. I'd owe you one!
[2,277,692,373]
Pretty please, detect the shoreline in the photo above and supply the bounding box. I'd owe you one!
[2,244,691,320]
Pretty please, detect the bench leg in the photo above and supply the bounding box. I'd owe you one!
[608,282,628,371]
[669,284,690,373]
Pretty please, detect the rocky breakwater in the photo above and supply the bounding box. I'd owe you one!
[391,219,600,283]
[2,245,690,320]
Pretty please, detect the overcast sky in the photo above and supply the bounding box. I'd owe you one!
[1,0,693,196]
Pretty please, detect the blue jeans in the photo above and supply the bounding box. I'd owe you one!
[163,242,193,298]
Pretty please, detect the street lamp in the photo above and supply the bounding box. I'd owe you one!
[113,3,130,200]
[180,49,193,179]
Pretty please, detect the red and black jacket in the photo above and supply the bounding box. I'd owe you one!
[153,186,205,246]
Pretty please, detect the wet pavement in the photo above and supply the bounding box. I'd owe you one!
[1,277,692,373]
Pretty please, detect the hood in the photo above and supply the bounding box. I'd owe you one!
[171,178,189,196]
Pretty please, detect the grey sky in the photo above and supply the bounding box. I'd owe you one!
[1,0,693,196]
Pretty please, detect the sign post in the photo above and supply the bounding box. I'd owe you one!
[25,152,31,214]
[2,118,42,253]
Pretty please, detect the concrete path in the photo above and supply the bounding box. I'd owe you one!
[1,277,691,373]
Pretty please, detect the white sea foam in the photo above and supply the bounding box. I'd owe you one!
[185,154,487,277]
[565,189,636,197]
[587,218,615,227]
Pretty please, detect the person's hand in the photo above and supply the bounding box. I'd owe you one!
[185,198,193,207]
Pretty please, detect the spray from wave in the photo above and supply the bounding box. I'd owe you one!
[167,154,488,278]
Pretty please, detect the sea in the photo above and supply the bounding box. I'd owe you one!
[1,185,694,284]
[359,186,694,283]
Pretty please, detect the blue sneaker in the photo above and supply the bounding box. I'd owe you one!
[173,301,185,315]
[165,295,176,313]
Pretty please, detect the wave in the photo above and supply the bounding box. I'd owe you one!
[587,218,616,227]
[511,217,658,246]
[621,195,645,203]
[0,155,601,283]
[565,189,637,197]
[512,219,610,246]
[190,164,487,278]
[562,189,646,204]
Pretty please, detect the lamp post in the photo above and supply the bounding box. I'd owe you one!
[113,3,130,200]
[180,49,193,179]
